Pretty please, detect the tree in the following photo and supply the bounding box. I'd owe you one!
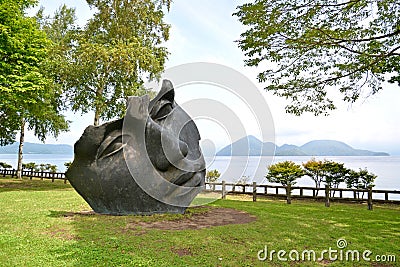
[266,161,304,186]
[303,158,324,195]
[235,175,250,185]
[38,163,46,172]
[206,169,220,187]
[45,164,58,173]
[346,168,377,198]
[321,160,350,196]
[41,0,171,126]
[0,162,12,169]
[0,0,69,178]
[22,162,37,171]
[234,0,400,115]
[64,161,72,171]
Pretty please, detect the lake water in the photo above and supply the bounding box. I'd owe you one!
[0,154,73,173]
[0,154,399,190]
[205,156,400,191]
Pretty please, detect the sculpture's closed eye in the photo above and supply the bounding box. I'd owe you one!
[152,99,174,121]
[97,131,126,159]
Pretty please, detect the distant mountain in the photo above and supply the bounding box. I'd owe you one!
[0,142,73,155]
[216,136,389,156]
[216,136,276,156]
[276,144,307,156]
[300,140,389,156]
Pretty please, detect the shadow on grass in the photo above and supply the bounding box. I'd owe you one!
[48,210,97,218]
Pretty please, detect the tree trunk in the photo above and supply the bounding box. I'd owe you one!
[94,109,100,126]
[16,118,25,179]
[93,86,104,126]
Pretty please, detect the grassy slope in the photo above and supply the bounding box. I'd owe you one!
[0,178,398,267]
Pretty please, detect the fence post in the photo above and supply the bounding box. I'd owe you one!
[300,188,303,197]
[286,184,292,204]
[368,187,373,210]
[385,192,389,201]
[11,169,15,178]
[222,181,226,199]
[325,185,330,207]
[253,182,257,202]
[2,169,5,177]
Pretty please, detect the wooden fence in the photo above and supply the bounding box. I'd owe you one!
[1,169,399,209]
[205,181,400,209]
[0,168,67,183]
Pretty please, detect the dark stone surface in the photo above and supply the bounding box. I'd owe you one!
[66,80,206,215]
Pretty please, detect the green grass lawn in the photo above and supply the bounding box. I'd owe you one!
[0,178,398,267]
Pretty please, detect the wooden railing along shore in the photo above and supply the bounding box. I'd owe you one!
[205,181,400,209]
[1,169,399,208]
[0,168,67,183]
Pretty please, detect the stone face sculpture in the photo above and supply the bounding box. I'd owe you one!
[66,80,206,215]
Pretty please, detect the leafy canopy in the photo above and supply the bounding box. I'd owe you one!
[302,158,324,187]
[234,0,400,115]
[346,168,377,189]
[266,160,304,186]
[320,160,350,188]
[0,0,69,145]
[40,0,171,126]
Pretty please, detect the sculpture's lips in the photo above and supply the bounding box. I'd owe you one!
[170,171,203,186]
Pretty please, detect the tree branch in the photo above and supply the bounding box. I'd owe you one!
[315,27,400,44]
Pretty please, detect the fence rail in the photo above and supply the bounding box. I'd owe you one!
[1,169,399,208]
[0,168,67,183]
[205,181,400,208]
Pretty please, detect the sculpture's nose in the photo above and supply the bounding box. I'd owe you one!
[146,119,189,172]
[179,140,189,158]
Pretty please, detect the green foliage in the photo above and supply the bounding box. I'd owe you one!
[346,168,377,199]
[40,0,171,126]
[302,158,324,188]
[0,162,12,169]
[64,161,72,170]
[234,0,400,115]
[266,160,304,186]
[346,168,377,189]
[21,162,37,170]
[0,0,69,145]
[321,160,350,189]
[205,169,220,183]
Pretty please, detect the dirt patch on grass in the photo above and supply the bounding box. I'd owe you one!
[125,208,256,231]
[171,247,193,256]
[46,228,79,241]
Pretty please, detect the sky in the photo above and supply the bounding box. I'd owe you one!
[25,0,400,155]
